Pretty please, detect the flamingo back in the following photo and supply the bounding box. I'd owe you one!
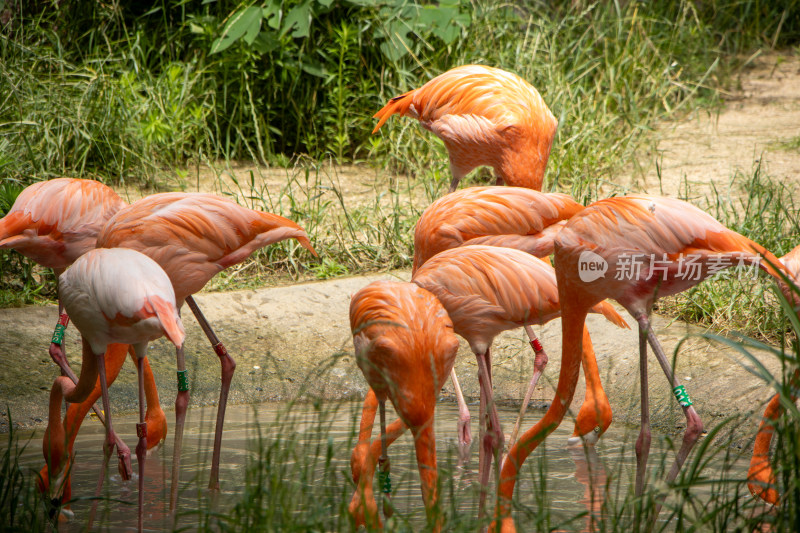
[59,248,185,354]
[372,65,557,189]
[555,195,792,310]
[413,186,583,272]
[0,178,126,269]
[96,193,317,302]
[350,280,459,427]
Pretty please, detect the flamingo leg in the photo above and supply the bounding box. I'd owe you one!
[185,295,235,491]
[378,399,393,520]
[352,389,378,484]
[412,420,441,532]
[638,315,704,520]
[747,392,782,504]
[449,368,472,466]
[134,346,149,533]
[634,321,651,499]
[88,349,115,531]
[475,347,503,521]
[170,342,188,511]
[348,417,406,530]
[508,326,548,449]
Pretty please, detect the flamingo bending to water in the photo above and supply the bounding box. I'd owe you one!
[411,186,620,458]
[493,195,794,532]
[96,192,317,507]
[411,245,626,518]
[49,247,185,532]
[372,65,557,192]
[348,280,459,532]
[747,243,800,504]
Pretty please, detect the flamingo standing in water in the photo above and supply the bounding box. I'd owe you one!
[411,245,627,518]
[747,243,800,504]
[49,247,185,532]
[493,195,794,532]
[0,178,167,501]
[411,185,617,457]
[348,280,460,532]
[95,192,317,507]
[372,65,557,192]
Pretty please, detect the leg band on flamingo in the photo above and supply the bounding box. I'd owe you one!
[213,342,229,359]
[672,385,693,407]
[177,370,189,392]
[531,338,543,353]
[51,314,70,345]
[136,422,148,439]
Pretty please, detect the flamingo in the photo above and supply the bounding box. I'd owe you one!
[0,178,166,499]
[95,192,317,507]
[0,178,125,378]
[747,243,800,504]
[372,65,557,192]
[412,186,611,456]
[493,195,795,532]
[348,280,460,532]
[49,247,185,532]
[410,245,627,518]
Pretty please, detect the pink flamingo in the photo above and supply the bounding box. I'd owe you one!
[49,247,185,532]
[348,280,459,531]
[411,186,620,459]
[747,243,800,504]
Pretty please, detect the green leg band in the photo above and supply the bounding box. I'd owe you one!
[378,470,392,494]
[177,370,189,392]
[673,385,693,407]
[51,323,66,345]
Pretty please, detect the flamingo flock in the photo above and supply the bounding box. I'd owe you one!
[0,64,795,532]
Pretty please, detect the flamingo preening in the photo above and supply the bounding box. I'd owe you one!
[95,192,317,507]
[372,65,557,192]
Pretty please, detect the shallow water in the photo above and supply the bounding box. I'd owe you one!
[9,400,756,531]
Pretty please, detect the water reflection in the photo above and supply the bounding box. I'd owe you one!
[7,400,753,531]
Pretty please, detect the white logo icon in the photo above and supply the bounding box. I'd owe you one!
[578,251,608,282]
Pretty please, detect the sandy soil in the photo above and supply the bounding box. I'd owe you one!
[1,53,799,449]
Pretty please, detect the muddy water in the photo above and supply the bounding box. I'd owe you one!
[10,401,753,531]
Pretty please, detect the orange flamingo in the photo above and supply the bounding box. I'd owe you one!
[372,65,557,192]
[95,192,317,507]
[411,245,627,518]
[50,247,185,532]
[349,280,459,532]
[747,244,800,504]
[412,186,605,457]
[493,195,794,532]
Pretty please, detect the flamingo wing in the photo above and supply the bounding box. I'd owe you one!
[97,193,316,301]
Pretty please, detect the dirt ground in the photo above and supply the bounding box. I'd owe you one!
[1,54,799,449]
